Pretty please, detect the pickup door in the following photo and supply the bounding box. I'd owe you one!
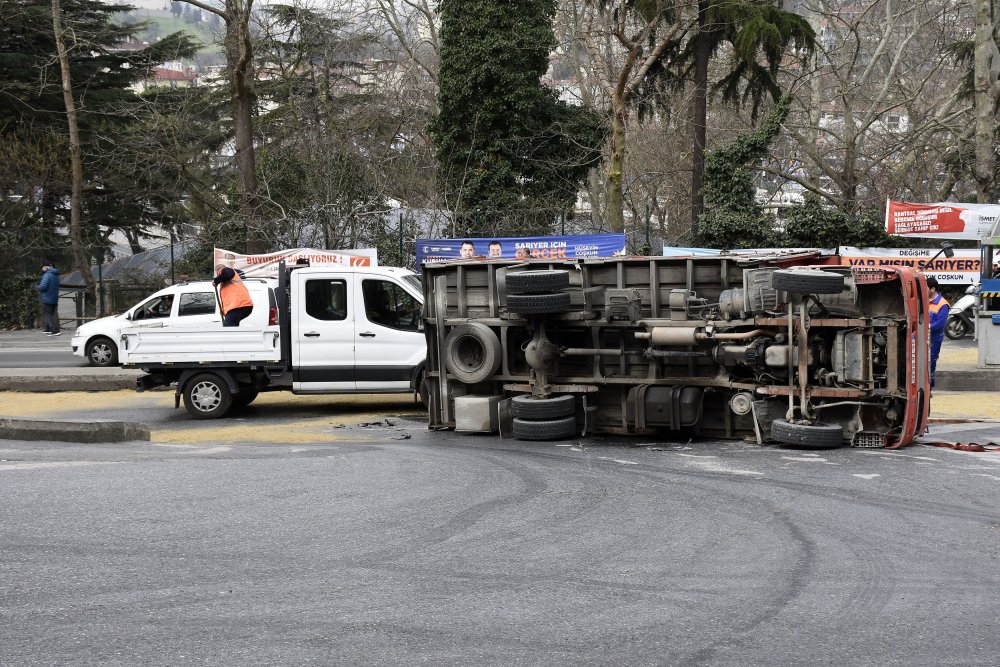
[291,271,425,393]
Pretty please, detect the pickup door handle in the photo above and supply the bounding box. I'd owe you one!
[304,332,321,338]
[359,332,376,338]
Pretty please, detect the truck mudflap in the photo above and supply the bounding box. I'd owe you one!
[423,256,931,448]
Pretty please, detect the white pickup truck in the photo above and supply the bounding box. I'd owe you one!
[121,263,426,418]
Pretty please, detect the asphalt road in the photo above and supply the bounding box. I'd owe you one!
[0,330,86,369]
[3,425,1000,666]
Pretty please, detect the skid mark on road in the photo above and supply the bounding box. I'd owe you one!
[781,455,838,465]
[675,453,763,476]
[0,460,116,472]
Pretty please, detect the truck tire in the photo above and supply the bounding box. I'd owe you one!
[232,390,259,408]
[444,322,502,384]
[506,292,571,315]
[945,317,969,340]
[511,394,576,419]
[770,419,844,449]
[183,373,233,419]
[513,416,577,441]
[772,269,845,295]
[86,337,118,367]
[506,270,570,295]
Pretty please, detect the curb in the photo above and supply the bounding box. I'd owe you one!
[0,418,150,443]
[935,371,1000,392]
[0,371,142,392]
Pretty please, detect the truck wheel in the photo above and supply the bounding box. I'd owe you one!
[513,416,577,441]
[770,419,844,449]
[945,317,969,340]
[86,337,118,367]
[506,270,570,295]
[506,292,571,315]
[511,394,576,419]
[444,323,502,384]
[183,373,233,419]
[232,390,259,408]
[772,269,845,295]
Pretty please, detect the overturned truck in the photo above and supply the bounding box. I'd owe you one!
[422,253,930,448]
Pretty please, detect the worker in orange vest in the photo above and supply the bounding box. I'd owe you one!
[213,266,254,326]
[926,276,950,389]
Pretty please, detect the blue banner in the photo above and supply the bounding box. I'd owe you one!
[417,234,627,264]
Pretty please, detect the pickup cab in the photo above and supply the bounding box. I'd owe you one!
[121,264,426,418]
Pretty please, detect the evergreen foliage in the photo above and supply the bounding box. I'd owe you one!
[0,0,198,267]
[433,0,604,236]
[698,96,790,248]
[782,195,891,248]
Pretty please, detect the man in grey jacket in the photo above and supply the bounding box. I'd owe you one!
[36,259,61,336]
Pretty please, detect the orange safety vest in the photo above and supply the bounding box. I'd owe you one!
[219,272,253,315]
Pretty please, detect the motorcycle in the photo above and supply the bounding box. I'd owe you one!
[945,284,977,340]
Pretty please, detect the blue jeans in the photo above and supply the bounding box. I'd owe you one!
[930,335,943,389]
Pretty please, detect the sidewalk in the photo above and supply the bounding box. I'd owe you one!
[934,337,999,391]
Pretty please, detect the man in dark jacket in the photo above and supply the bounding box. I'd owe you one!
[36,259,61,336]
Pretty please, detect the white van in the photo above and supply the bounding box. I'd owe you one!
[70,279,277,366]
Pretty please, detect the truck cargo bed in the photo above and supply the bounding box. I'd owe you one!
[120,326,282,364]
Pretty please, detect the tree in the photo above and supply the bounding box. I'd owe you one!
[973,0,998,202]
[433,0,603,236]
[572,0,687,233]
[0,0,197,300]
[698,96,789,249]
[767,0,973,212]
[682,0,814,239]
[175,0,265,252]
[782,195,890,248]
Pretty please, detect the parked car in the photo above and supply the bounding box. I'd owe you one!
[71,279,277,367]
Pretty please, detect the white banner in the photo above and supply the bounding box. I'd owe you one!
[213,247,377,278]
[839,246,985,284]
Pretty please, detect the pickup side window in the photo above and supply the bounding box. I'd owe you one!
[305,279,347,321]
[362,279,420,332]
[178,292,217,316]
[132,294,174,320]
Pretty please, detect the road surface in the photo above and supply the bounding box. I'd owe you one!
[2,419,999,665]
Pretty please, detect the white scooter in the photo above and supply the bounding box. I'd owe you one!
[945,284,977,339]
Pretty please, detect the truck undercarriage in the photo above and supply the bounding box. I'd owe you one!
[423,255,930,448]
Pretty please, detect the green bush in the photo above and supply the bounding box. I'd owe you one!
[0,274,40,329]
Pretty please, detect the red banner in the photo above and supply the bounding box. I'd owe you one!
[885,200,1000,240]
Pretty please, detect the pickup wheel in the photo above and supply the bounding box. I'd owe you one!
[506,270,570,295]
[444,323,502,384]
[513,416,577,441]
[511,394,576,419]
[772,269,845,295]
[85,337,118,367]
[232,390,259,408]
[506,292,571,315]
[183,373,233,419]
[770,419,844,449]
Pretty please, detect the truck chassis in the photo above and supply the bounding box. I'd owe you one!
[422,254,929,448]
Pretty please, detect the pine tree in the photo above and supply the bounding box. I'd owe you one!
[0,0,198,289]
